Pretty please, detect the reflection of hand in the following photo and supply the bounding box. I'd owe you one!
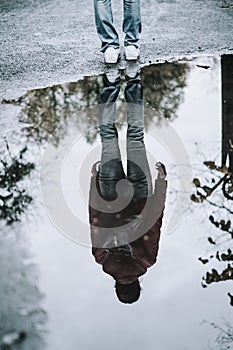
[155,162,167,179]
[91,161,100,176]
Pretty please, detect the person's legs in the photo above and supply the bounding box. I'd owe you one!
[99,73,121,143]
[125,72,152,198]
[123,0,141,48]
[98,74,125,200]
[94,0,120,53]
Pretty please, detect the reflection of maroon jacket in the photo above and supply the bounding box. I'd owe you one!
[89,177,167,284]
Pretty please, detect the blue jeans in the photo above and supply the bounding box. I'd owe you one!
[94,0,142,52]
[98,72,152,199]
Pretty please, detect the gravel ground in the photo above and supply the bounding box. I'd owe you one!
[0,0,233,99]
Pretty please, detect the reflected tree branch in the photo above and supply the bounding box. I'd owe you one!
[0,141,34,225]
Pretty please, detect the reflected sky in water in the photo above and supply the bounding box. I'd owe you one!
[0,56,233,350]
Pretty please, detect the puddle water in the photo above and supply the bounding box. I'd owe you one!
[0,55,232,350]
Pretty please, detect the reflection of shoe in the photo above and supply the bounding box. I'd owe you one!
[106,68,120,83]
[124,45,140,61]
[125,62,140,78]
[104,47,120,64]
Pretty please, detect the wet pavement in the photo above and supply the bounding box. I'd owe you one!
[1,0,233,99]
[0,55,233,349]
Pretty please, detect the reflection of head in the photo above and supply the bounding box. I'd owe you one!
[115,280,141,304]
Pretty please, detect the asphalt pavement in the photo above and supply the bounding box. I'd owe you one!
[0,0,233,98]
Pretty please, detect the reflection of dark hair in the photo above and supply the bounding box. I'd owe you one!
[115,280,141,304]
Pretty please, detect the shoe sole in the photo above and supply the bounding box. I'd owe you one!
[104,58,118,64]
[125,54,140,61]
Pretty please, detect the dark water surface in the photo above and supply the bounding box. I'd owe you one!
[0,56,232,350]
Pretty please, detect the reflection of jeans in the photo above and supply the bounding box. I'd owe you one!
[94,0,141,52]
[98,73,152,199]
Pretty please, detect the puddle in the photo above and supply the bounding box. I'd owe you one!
[0,55,232,350]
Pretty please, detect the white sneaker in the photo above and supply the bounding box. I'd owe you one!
[125,62,140,78]
[106,68,120,83]
[104,47,120,64]
[124,45,140,61]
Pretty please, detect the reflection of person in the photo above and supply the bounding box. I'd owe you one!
[94,0,141,63]
[89,69,167,303]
